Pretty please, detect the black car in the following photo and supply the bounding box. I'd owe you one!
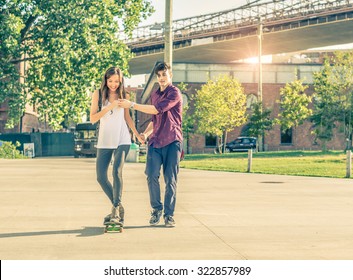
[74,122,98,158]
[225,137,257,152]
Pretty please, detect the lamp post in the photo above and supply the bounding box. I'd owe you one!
[258,21,263,104]
[149,1,173,66]
[257,20,264,151]
[164,0,173,67]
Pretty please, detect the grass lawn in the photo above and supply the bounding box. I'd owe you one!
[177,150,350,178]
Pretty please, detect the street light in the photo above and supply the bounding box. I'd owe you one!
[258,21,263,105]
[257,20,269,151]
[164,0,173,67]
[149,1,173,67]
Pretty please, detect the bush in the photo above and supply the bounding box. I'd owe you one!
[0,141,27,159]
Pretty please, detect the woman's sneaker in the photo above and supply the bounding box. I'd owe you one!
[149,209,162,225]
[103,213,112,225]
[109,204,124,226]
[164,216,176,227]
[118,204,125,225]
[104,205,117,225]
[109,217,123,226]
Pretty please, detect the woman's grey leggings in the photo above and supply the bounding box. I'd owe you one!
[96,145,130,207]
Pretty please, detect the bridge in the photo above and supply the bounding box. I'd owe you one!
[123,0,353,75]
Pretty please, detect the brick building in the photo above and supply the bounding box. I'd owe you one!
[135,61,346,154]
[1,51,348,153]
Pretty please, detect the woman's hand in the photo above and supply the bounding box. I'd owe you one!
[117,99,131,108]
[110,100,119,109]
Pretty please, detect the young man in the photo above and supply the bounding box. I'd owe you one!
[117,62,183,227]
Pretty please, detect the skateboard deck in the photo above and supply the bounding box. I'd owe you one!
[104,222,123,233]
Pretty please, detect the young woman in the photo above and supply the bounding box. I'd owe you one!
[90,66,143,226]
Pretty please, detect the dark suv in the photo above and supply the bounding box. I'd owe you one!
[225,137,257,152]
[74,122,98,158]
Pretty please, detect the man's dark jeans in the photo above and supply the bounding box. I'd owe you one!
[145,141,182,217]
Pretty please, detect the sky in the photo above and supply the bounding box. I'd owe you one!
[139,0,248,26]
[125,0,249,86]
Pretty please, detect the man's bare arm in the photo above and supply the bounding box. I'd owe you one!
[141,121,153,140]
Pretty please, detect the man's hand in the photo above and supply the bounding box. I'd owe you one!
[117,99,131,108]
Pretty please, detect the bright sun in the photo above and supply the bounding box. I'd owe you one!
[243,55,273,64]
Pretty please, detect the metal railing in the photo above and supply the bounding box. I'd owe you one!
[121,0,353,49]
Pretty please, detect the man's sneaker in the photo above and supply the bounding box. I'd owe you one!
[164,216,176,227]
[149,209,162,225]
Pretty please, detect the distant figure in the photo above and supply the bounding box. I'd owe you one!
[118,62,183,227]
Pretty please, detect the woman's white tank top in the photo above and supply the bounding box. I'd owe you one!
[96,101,131,149]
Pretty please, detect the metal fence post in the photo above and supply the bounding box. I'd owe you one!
[346,150,352,178]
[247,149,253,173]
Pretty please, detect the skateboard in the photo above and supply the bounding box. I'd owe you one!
[104,221,123,233]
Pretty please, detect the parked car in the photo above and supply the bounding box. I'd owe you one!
[74,122,98,158]
[225,137,257,152]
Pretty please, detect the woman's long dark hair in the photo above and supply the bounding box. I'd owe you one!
[100,67,126,103]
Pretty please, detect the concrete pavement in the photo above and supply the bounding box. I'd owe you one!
[1,157,353,260]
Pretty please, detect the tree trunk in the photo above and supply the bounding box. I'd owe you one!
[321,140,328,152]
[257,134,263,152]
[222,130,228,153]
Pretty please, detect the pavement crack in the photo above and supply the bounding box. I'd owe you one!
[183,208,248,260]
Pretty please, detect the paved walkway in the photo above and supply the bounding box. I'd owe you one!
[1,157,353,260]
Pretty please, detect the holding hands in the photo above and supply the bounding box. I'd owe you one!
[136,134,145,144]
[139,133,147,142]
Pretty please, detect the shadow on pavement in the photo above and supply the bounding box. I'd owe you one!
[0,227,104,238]
[123,225,166,229]
[0,225,173,239]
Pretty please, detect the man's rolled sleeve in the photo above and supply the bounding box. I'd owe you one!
[155,89,181,114]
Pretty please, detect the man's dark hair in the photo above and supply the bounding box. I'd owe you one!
[154,62,171,75]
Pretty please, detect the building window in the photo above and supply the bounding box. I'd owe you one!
[281,127,292,144]
[205,133,217,147]
[246,94,257,109]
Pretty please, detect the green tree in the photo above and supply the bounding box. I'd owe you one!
[329,51,353,149]
[0,141,26,159]
[277,78,312,130]
[1,0,153,130]
[311,62,339,151]
[178,82,193,154]
[247,101,274,149]
[193,75,247,153]
[311,52,353,151]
